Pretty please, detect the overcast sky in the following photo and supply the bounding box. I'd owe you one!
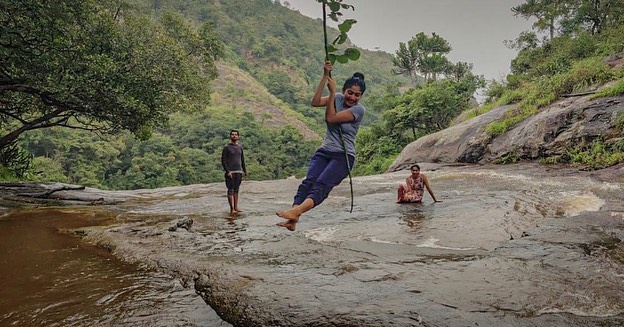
[284,0,533,81]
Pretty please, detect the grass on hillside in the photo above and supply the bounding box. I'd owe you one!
[483,57,616,136]
[540,137,624,170]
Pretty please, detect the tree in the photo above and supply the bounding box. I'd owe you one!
[504,31,540,51]
[0,0,223,172]
[512,0,570,40]
[392,32,452,84]
[513,0,624,37]
[380,73,484,142]
[392,42,420,84]
[445,62,474,82]
[419,53,451,82]
[566,0,624,35]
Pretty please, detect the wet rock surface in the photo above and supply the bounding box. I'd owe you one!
[5,163,622,326]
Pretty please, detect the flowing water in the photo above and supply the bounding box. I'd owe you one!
[0,209,230,327]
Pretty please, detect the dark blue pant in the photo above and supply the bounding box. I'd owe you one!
[294,150,355,206]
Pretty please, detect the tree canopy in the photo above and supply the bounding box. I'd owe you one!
[512,0,624,38]
[391,32,452,85]
[355,33,485,175]
[0,0,223,154]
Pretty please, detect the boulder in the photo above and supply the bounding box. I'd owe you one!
[388,93,624,171]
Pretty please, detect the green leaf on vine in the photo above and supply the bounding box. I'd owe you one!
[338,20,353,33]
[327,53,337,64]
[322,0,360,65]
[332,33,347,45]
[336,55,349,64]
[328,2,341,12]
[344,48,360,60]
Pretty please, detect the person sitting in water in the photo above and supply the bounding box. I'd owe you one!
[397,164,442,203]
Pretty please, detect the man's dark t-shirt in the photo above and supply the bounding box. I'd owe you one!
[221,143,246,174]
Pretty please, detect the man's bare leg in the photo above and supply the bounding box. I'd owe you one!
[233,193,242,213]
[228,194,236,215]
[276,198,315,231]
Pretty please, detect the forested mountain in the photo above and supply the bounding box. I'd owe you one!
[1,0,409,189]
[140,0,408,123]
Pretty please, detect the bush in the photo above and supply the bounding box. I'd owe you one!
[514,33,599,78]
[550,58,613,95]
[595,25,624,55]
[0,166,17,181]
[0,143,31,179]
[29,157,69,183]
[485,80,506,101]
[617,112,624,130]
[566,138,624,169]
[352,155,397,176]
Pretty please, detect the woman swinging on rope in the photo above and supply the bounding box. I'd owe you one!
[276,61,366,231]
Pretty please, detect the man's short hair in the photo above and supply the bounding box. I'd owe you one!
[230,129,239,135]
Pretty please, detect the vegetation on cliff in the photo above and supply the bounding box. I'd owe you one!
[357,0,624,173]
[477,0,624,169]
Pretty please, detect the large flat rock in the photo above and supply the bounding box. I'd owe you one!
[36,163,624,326]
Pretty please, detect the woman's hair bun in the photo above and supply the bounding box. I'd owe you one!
[343,72,367,93]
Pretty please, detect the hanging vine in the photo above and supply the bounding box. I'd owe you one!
[318,0,360,64]
[318,0,360,212]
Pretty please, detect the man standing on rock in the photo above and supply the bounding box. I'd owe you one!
[221,129,246,215]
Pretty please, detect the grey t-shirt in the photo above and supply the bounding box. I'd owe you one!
[319,93,365,157]
[221,143,246,174]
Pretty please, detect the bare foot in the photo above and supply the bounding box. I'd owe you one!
[276,220,297,231]
[229,211,239,216]
[276,209,300,222]
[234,208,242,213]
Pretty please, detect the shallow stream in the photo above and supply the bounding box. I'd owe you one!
[0,209,230,326]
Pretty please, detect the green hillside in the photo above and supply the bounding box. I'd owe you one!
[1,0,408,188]
[140,0,409,124]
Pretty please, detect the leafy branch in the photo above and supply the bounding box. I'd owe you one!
[318,0,360,64]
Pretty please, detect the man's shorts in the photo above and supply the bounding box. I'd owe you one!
[225,173,243,194]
